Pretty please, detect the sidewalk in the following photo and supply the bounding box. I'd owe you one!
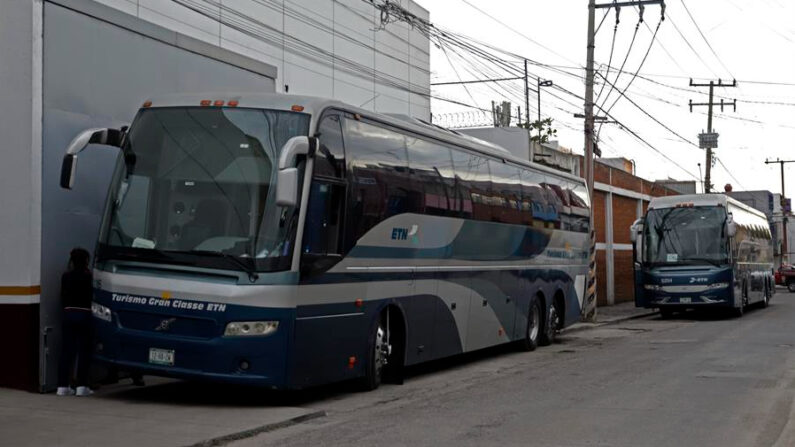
[565,300,658,333]
[0,378,323,447]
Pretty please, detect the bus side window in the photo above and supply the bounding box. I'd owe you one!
[314,115,346,179]
[303,180,345,256]
[302,114,347,259]
[452,151,490,222]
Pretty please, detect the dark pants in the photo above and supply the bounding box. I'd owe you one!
[58,309,92,388]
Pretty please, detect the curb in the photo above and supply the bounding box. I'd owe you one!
[562,310,659,334]
[186,410,327,447]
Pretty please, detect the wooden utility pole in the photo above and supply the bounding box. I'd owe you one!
[688,79,737,193]
[584,0,665,322]
[765,159,795,263]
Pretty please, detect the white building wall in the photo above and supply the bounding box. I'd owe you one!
[91,0,432,119]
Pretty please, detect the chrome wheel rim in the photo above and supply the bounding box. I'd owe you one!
[549,305,559,338]
[529,304,540,341]
[374,324,389,377]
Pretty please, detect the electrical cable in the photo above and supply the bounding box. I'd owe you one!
[679,0,734,79]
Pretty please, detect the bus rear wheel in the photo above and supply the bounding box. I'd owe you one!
[539,301,560,346]
[518,299,541,352]
[761,283,770,308]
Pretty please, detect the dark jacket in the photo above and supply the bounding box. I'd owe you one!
[61,270,93,310]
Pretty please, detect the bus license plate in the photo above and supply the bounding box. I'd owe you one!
[680,297,691,304]
[148,348,174,366]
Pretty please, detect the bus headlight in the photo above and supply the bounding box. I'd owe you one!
[707,282,729,289]
[644,284,662,291]
[91,302,112,322]
[224,321,279,337]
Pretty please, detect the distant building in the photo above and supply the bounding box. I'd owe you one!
[457,128,580,176]
[599,157,634,174]
[656,179,698,195]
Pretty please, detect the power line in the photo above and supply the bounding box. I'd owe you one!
[715,156,746,191]
[457,0,581,66]
[679,0,734,79]
[599,16,664,135]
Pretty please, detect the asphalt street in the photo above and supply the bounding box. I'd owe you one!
[230,290,795,447]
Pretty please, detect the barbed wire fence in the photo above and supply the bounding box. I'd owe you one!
[432,111,496,129]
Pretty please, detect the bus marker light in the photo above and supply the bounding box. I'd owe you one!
[348,356,356,369]
[214,100,225,107]
[239,360,250,371]
[227,100,239,107]
[200,99,212,106]
[142,101,152,108]
[355,299,363,308]
[291,105,304,112]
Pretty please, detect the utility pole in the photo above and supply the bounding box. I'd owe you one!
[688,79,737,193]
[584,0,665,322]
[524,59,530,128]
[765,159,795,264]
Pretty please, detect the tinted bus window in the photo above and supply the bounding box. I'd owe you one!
[406,136,455,217]
[452,150,490,221]
[489,161,523,225]
[344,119,409,242]
[314,115,346,178]
[520,169,547,228]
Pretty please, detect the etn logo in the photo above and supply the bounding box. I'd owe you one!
[391,227,409,240]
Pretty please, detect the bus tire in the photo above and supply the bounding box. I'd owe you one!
[761,283,770,308]
[360,314,389,391]
[518,299,542,352]
[787,279,795,293]
[539,300,560,346]
[659,307,674,319]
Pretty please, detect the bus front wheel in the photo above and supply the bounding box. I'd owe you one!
[361,314,390,391]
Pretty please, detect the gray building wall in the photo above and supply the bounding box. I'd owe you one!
[656,180,697,195]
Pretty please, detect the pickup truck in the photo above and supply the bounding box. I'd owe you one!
[776,264,795,292]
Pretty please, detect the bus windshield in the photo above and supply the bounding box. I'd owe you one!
[98,107,310,272]
[643,206,728,267]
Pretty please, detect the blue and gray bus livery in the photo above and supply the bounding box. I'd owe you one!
[61,93,592,390]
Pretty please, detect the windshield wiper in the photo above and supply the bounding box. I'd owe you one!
[185,250,260,283]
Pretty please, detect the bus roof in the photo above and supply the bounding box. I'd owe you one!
[143,92,587,186]
[648,193,768,220]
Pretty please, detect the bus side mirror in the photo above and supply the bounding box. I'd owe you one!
[60,127,125,189]
[727,221,737,237]
[630,218,643,242]
[276,136,318,207]
[726,213,737,237]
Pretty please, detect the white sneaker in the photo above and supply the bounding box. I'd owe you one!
[56,387,75,396]
[75,386,93,397]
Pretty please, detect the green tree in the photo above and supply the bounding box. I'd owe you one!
[519,118,558,144]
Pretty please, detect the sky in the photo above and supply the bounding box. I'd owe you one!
[412,0,795,199]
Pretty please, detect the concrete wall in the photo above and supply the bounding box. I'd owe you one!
[89,0,431,119]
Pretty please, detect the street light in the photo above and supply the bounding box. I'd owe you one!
[537,78,554,141]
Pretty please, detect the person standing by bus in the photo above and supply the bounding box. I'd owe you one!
[56,248,94,396]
